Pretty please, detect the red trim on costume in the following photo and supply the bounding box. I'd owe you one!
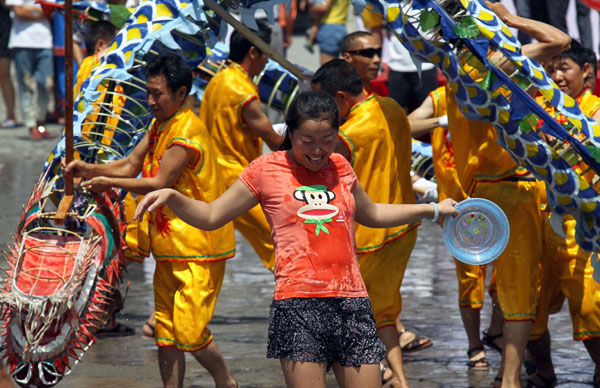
[239,95,258,126]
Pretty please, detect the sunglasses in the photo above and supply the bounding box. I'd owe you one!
[344,47,382,58]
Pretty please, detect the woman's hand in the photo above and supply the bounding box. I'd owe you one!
[134,188,175,221]
[438,198,459,218]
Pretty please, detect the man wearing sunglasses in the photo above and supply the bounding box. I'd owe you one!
[342,31,382,94]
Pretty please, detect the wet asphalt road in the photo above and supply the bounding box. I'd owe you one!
[0,122,596,388]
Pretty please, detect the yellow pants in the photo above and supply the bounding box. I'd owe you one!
[441,217,493,309]
[154,260,226,351]
[530,214,600,340]
[455,259,487,309]
[234,204,275,272]
[358,229,418,328]
[472,180,542,320]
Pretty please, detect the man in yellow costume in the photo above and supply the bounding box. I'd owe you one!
[342,30,434,374]
[64,55,238,388]
[408,86,505,372]
[312,59,419,388]
[199,23,283,272]
[524,40,600,388]
[446,3,571,386]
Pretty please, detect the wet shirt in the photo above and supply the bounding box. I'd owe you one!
[239,151,368,300]
[199,62,262,186]
[429,86,467,202]
[142,105,236,262]
[446,84,530,196]
[338,93,417,253]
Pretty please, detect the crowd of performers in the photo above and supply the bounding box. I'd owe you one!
[4,2,599,388]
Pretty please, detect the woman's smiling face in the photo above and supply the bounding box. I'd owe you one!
[288,118,337,171]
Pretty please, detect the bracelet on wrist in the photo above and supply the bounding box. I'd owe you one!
[429,202,439,223]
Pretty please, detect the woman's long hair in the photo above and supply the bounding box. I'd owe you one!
[279,91,339,150]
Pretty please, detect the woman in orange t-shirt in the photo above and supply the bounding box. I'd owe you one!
[135,91,457,388]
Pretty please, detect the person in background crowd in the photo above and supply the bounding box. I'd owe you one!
[6,0,55,139]
[307,0,349,64]
[0,0,17,129]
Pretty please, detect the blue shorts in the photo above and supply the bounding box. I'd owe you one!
[316,24,347,57]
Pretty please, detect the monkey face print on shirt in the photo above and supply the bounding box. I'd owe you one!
[294,185,339,236]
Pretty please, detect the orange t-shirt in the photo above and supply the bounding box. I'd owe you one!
[239,151,368,300]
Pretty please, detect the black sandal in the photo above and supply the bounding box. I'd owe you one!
[523,372,557,388]
[466,345,488,371]
[482,329,503,353]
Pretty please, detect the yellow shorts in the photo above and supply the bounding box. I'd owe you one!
[472,180,542,321]
[124,193,150,261]
[358,229,418,329]
[442,217,491,309]
[530,214,600,341]
[154,260,226,351]
[234,204,275,272]
[455,259,487,309]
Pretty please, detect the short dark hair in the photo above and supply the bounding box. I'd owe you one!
[145,54,192,96]
[582,45,598,77]
[311,59,363,97]
[228,22,271,63]
[279,91,339,150]
[553,39,596,71]
[341,31,373,53]
[84,20,118,55]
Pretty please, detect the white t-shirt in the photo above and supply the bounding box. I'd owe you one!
[6,0,53,49]
[387,35,435,73]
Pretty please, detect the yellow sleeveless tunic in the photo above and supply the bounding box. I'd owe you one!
[199,62,262,186]
[142,105,235,262]
[446,86,531,195]
[429,86,467,202]
[338,93,418,253]
[199,62,275,270]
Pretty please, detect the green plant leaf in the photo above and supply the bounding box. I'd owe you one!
[586,145,600,164]
[453,16,480,39]
[109,4,132,29]
[420,9,440,32]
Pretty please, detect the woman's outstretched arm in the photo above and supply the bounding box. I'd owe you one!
[134,179,259,230]
[354,182,458,228]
